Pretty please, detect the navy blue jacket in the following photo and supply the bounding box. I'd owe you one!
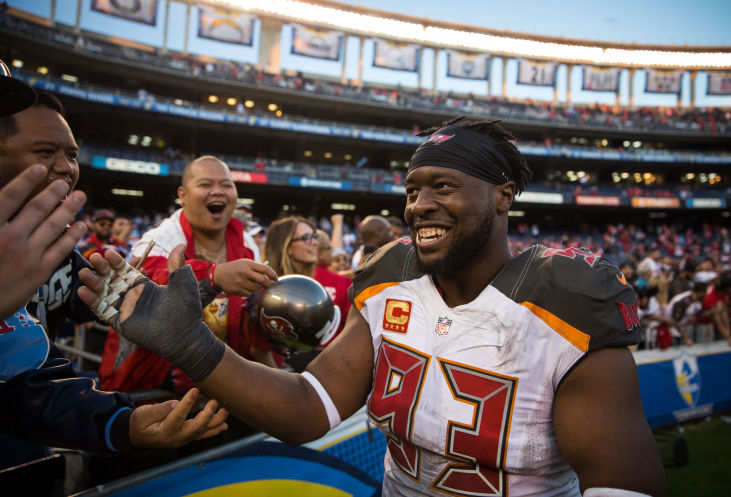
[0,251,135,456]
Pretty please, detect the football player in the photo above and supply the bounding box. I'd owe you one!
[79,117,666,496]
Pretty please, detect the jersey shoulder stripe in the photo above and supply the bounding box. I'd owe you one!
[493,245,641,351]
[349,239,421,309]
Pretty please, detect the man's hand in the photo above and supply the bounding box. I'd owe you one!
[0,165,86,320]
[78,247,226,383]
[213,258,278,296]
[129,388,229,448]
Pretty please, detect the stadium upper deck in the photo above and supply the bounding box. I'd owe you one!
[1,1,728,227]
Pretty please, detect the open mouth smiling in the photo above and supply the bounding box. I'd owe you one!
[207,201,226,214]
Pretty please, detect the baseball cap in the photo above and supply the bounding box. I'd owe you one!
[93,209,115,222]
[247,222,264,237]
[0,59,38,117]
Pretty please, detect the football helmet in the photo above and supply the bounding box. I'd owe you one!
[258,275,340,356]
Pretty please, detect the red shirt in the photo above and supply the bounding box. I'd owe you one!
[700,286,729,324]
[314,264,352,344]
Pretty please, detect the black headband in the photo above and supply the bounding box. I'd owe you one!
[407,125,513,185]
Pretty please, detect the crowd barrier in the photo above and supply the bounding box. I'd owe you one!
[69,342,731,496]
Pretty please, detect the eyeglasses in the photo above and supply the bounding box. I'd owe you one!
[291,232,319,244]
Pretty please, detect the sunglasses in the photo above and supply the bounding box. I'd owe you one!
[291,232,319,244]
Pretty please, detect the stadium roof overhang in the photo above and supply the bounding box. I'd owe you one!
[206,0,731,69]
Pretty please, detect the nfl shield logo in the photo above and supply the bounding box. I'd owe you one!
[434,316,452,336]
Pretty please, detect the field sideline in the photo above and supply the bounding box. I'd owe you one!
[660,414,731,496]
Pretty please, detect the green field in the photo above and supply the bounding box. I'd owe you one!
[658,415,731,496]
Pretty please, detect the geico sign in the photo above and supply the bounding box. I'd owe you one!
[105,158,162,175]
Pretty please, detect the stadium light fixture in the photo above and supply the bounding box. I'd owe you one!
[128,134,139,145]
[111,188,144,197]
[344,154,352,160]
[208,95,219,103]
[304,150,312,157]
[37,66,48,74]
[174,98,185,105]
[380,209,390,216]
[11,59,22,68]
[331,203,356,211]
[275,109,282,116]
[324,152,333,159]
[268,103,278,111]
[61,74,78,82]
[244,99,255,108]
[218,0,731,68]
[227,97,238,106]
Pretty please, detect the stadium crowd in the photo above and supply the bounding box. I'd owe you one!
[5,13,731,137]
[76,197,731,357]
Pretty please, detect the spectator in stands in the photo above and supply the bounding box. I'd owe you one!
[386,215,405,240]
[78,209,118,259]
[99,156,279,395]
[0,77,227,457]
[638,246,662,277]
[329,248,351,275]
[350,215,393,269]
[666,282,706,345]
[619,261,637,288]
[232,202,261,262]
[694,258,719,285]
[699,274,731,345]
[247,222,266,261]
[111,215,135,258]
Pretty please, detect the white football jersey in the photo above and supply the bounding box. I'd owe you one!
[350,242,641,497]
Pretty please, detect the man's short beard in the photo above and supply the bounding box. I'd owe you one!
[415,212,494,277]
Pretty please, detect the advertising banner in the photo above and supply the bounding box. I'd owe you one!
[517,59,557,87]
[446,50,489,80]
[373,39,420,72]
[91,0,157,25]
[291,23,343,60]
[582,66,620,92]
[645,68,683,94]
[198,5,255,46]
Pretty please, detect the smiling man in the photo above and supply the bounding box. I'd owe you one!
[99,155,278,394]
[80,119,666,497]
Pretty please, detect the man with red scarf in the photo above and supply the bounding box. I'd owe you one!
[99,156,277,393]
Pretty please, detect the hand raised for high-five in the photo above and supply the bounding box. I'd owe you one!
[78,246,226,383]
[0,165,86,320]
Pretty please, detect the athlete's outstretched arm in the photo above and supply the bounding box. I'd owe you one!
[553,347,667,497]
[198,306,374,444]
[78,248,374,445]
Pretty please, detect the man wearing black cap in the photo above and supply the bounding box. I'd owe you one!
[80,117,666,496]
[78,208,118,259]
[0,65,229,460]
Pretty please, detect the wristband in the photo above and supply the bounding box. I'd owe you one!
[208,263,222,293]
